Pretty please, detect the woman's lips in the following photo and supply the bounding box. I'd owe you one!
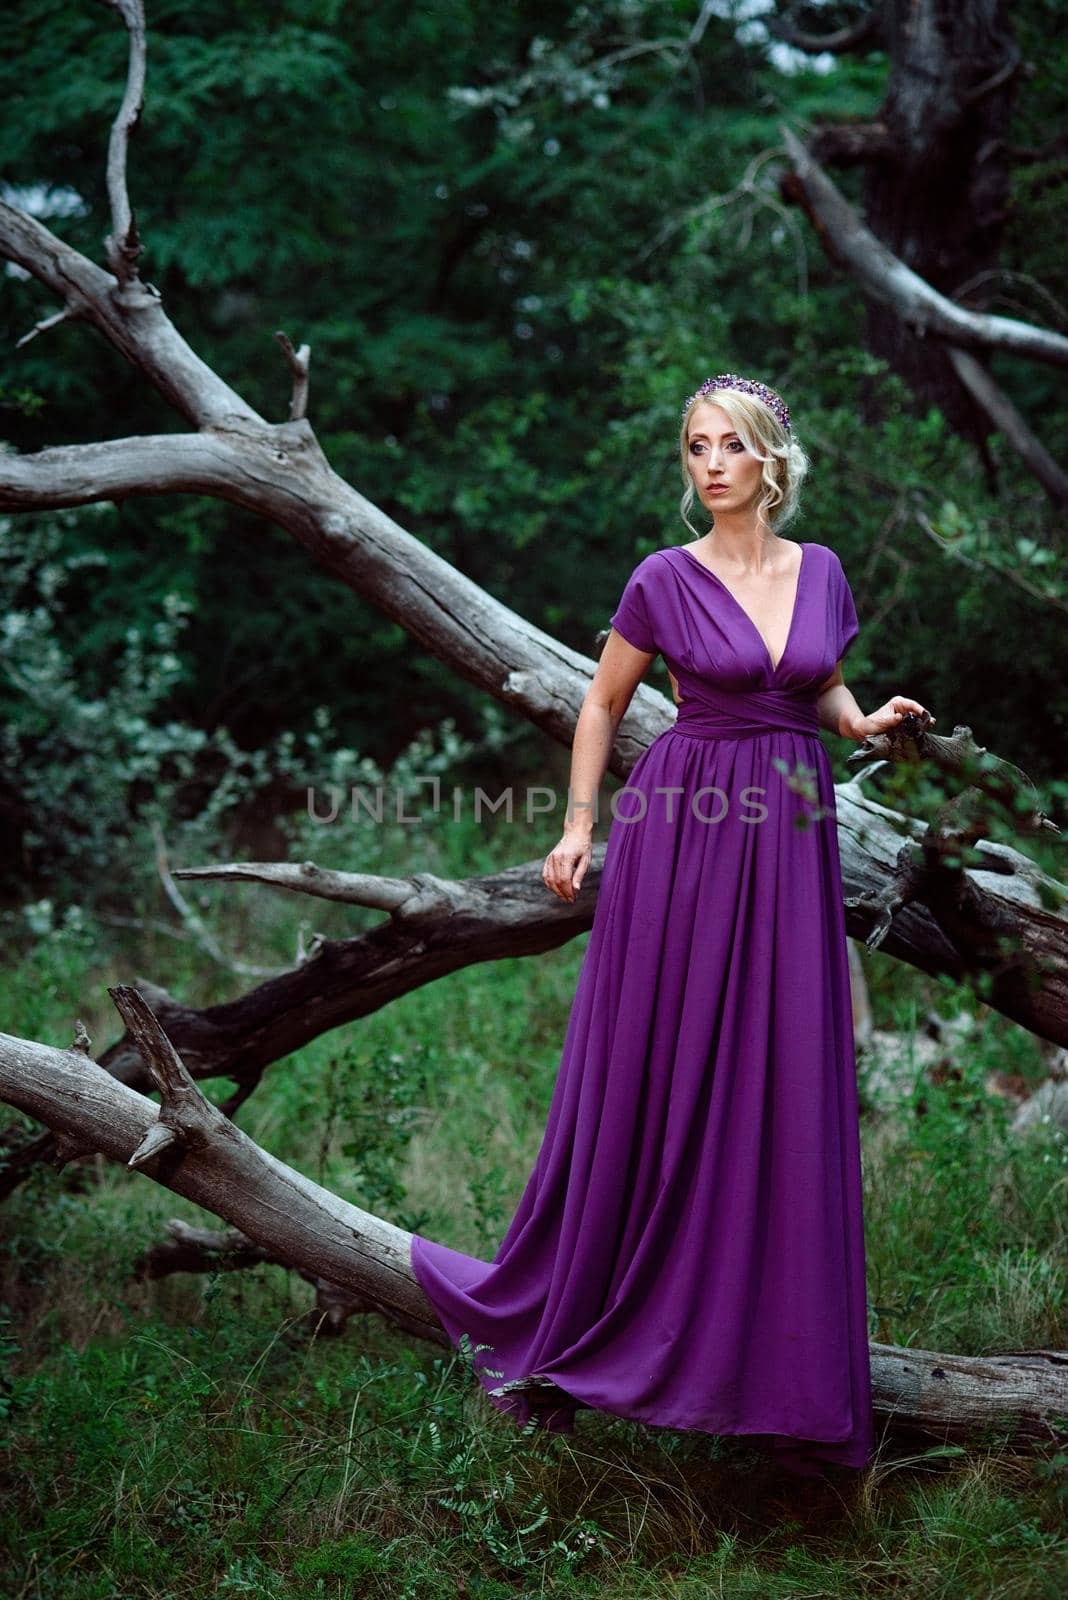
[706,484,729,494]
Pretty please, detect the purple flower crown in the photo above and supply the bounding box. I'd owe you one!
[681,372,791,434]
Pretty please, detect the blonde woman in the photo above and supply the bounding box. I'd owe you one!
[411,374,934,1478]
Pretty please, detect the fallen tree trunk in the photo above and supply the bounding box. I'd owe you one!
[0,996,441,1348]
[0,4,1062,1148]
[1,744,1065,1201]
[140,1218,1068,1449]
[1,1001,1065,1456]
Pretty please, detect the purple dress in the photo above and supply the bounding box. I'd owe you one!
[410,540,875,1476]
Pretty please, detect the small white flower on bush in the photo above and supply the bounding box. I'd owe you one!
[23,898,54,936]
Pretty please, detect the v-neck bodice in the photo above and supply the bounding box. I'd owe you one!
[672,543,807,676]
[607,541,861,722]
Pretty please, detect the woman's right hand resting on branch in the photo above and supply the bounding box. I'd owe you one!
[543,827,593,903]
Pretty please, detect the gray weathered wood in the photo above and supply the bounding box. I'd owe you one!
[1,1012,1064,1453]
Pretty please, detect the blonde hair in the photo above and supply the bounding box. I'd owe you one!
[678,386,809,538]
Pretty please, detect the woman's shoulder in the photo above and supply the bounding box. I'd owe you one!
[796,544,844,582]
[639,543,699,574]
[800,540,846,572]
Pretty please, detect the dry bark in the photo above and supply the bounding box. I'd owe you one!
[1,1002,1064,1454]
[0,2,1064,1210]
[0,723,1064,1203]
[1,0,1066,1457]
[777,123,1068,371]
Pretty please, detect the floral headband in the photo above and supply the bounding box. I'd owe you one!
[681,372,791,434]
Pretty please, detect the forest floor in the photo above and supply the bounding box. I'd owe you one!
[1,827,1065,1599]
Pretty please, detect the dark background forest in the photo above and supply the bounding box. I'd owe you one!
[1,3,1066,1597]
[2,0,1065,904]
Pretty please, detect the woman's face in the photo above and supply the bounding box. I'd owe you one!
[686,401,764,515]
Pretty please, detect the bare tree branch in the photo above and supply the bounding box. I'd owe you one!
[779,120,1068,504]
[66,778,1068,1091]
[0,1003,442,1345]
[149,822,283,977]
[0,419,670,773]
[944,346,1068,508]
[0,202,262,428]
[274,330,311,421]
[808,121,896,167]
[0,428,271,509]
[14,305,77,350]
[768,4,882,55]
[173,858,422,912]
[778,123,1068,369]
[89,850,614,1096]
[135,1218,373,1334]
[100,0,147,283]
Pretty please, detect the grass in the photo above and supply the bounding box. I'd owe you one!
[1,802,1066,1598]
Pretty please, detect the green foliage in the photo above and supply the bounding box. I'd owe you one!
[281,702,527,883]
[0,511,312,902]
[311,1039,433,1227]
[1,6,1067,1584]
[0,882,1066,1595]
[0,0,1062,827]
[0,511,540,908]
[861,998,1067,1354]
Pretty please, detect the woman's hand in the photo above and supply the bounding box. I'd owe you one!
[850,697,936,740]
[543,828,593,903]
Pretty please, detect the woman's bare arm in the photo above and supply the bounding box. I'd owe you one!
[544,651,936,901]
[542,628,655,902]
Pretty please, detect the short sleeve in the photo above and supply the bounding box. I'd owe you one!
[609,560,657,654]
[836,557,860,660]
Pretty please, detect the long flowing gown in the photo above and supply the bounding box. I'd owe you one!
[409,540,875,1476]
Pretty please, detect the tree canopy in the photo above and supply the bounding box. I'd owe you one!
[2,0,1065,900]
